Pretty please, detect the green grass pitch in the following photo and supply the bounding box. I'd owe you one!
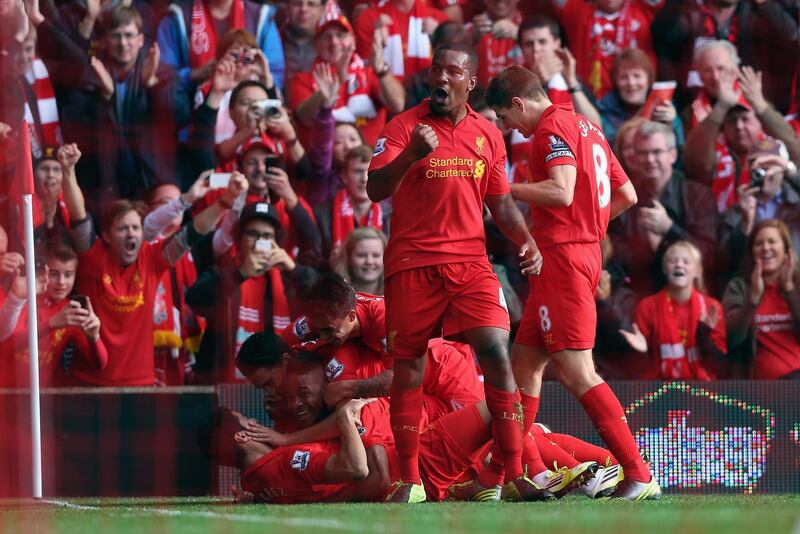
[1,496,799,534]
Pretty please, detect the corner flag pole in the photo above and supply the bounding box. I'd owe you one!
[23,194,43,499]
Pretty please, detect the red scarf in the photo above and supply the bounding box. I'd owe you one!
[651,288,713,380]
[189,0,245,68]
[229,246,291,336]
[331,189,383,249]
[23,58,62,153]
[589,2,633,95]
[546,73,573,107]
[153,252,205,352]
[699,3,738,45]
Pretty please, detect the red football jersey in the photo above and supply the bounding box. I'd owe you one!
[553,0,661,98]
[370,100,510,277]
[283,293,387,355]
[753,284,800,379]
[528,105,629,249]
[72,240,170,385]
[240,441,349,504]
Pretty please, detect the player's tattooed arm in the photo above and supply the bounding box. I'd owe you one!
[323,371,393,409]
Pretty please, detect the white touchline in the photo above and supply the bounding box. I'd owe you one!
[44,500,357,531]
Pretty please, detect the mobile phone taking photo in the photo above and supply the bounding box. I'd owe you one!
[255,239,272,253]
[70,294,89,310]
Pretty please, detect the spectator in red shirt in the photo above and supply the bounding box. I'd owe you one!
[0,240,108,387]
[683,60,800,213]
[62,143,246,386]
[33,145,71,243]
[290,6,405,146]
[468,0,524,87]
[620,240,727,380]
[548,0,663,99]
[723,219,800,379]
[355,0,449,79]
[333,227,387,296]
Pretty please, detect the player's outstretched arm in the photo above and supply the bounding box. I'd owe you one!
[609,181,638,220]
[323,399,371,483]
[367,124,438,202]
[510,165,577,207]
[485,193,542,276]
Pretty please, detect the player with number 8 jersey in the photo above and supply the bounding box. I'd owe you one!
[487,66,662,501]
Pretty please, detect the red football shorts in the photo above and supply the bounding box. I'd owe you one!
[515,243,602,353]
[420,405,491,501]
[385,262,510,360]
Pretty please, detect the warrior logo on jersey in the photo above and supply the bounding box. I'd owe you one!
[475,136,486,156]
[291,450,311,471]
[326,358,345,381]
[373,137,386,156]
[294,316,312,340]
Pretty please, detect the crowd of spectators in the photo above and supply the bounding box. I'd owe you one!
[1,0,800,386]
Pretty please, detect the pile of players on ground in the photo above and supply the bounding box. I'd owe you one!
[200,274,631,504]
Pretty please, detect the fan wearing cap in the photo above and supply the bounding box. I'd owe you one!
[354,0,448,81]
[187,201,316,384]
[721,137,800,277]
[61,144,248,386]
[206,134,321,267]
[289,1,405,146]
[684,48,800,214]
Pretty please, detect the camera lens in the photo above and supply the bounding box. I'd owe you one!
[266,106,282,119]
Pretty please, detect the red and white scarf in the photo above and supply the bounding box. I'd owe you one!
[547,73,573,106]
[652,288,713,380]
[189,0,245,68]
[589,2,634,95]
[331,189,383,248]
[382,0,431,77]
[235,269,290,352]
[23,58,62,155]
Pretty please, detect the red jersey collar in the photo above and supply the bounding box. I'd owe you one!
[417,99,480,122]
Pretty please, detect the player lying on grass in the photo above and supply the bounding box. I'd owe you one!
[229,350,623,501]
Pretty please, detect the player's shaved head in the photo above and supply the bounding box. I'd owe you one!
[485,65,548,109]
[433,42,479,78]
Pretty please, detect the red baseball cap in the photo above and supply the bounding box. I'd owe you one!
[315,0,353,37]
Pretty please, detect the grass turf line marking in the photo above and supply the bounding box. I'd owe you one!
[44,499,356,531]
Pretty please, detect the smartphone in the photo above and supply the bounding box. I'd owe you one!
[255,239,273,253]
[70,294,89,309]
[264,154,282,172]
[209,172,232,189]
[251,99,283,119]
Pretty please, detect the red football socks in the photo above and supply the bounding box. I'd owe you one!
[390,383,424,484]
[520,392,540,436]
[531,431,578,470]
[548,432,618,467]
[484,383,524,482]
[579,383,650,482]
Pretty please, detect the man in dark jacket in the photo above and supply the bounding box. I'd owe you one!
[60,6,191,217]
[609,120,718,296]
